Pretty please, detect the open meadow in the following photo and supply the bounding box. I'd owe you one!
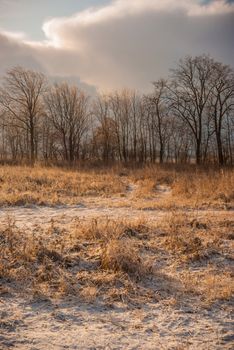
[0,165,233,349]
[1,0,234,348]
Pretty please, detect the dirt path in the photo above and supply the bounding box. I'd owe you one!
[0,205,165,228]
[0,204,233,231]
[0,180,149,229]
[1,294,233,350]
[0,180,232,230]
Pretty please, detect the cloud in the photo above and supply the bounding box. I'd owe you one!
[0,0,234,92]
[0,29,27,40]
[0,32,97,94]
[42,0,234,48]
[0,32,43,77]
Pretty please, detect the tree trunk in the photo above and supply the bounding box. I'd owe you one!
[216,132,224,166]
[196,140,201,165]
[30,119,35,166]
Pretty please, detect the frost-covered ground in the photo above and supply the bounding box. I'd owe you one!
[0,181,233,350]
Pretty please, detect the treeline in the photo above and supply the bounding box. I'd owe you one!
[0,54,233,166]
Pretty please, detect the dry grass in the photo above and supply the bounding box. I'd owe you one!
[0,165,126,206]
[181,269,233,304]
[129,165,234,209]
[0,164,233,208]
[0,163,233,307]
[156,211,234,304]
[172,169,234,207]
[161,212,221,262]
[1,212,233,306]
[101,239,148,278]
[0,217,152,302]
[0,165,233,350]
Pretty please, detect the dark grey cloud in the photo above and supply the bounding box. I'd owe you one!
[0,33,43,77]
[0,0,233,91]
[0,33,97,94]
[50,75,97,96]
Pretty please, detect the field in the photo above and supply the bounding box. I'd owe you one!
[0,165,233,350]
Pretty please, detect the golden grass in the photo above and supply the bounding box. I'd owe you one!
[0,165,126,206]
[101,239,147,277]
[0,217,151,301]
[1,213,233,306]
[182,270,233,303]
[0,163,233,306]
[129,165,234,208]
[0,164,233,208]
[172,169,234,207]
[161,212,220,262]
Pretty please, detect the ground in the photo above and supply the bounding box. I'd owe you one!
[0,165,233,350]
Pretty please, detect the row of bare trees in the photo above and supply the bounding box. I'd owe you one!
[0,55,233,166]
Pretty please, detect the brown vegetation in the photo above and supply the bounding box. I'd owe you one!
[1,211,233,306]
[0,165,125,206]
[0,165,233,349]
[0,164,233,209]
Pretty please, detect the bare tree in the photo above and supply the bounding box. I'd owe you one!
[169,55,216,164]
[145,79,170,163]
[109,90,143,163]
[0,55,233,166]
[0,67,46,164]
[45,83,90,164]
[92,95,118,163]
[208,63,234,165]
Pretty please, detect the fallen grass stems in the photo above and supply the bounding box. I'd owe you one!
[0,213,233,306]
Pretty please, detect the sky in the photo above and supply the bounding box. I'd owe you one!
[0,0,234,93]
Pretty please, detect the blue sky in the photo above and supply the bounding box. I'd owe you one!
[0,0,234,92]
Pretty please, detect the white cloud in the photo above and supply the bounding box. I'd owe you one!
[42,0,234,48]
[0,0,234,91]
[0,29,27,40]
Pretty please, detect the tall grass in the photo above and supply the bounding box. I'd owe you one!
[1,214,233,305]
[0,164,233,208]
